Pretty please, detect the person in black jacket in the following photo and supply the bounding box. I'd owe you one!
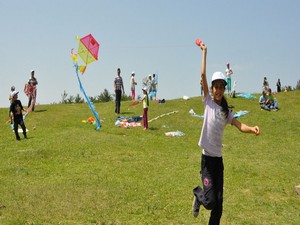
[9,91,27,141]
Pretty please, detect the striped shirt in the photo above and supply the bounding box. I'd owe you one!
[114,76,123,90]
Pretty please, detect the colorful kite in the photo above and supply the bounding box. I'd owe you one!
[71,34,101,130]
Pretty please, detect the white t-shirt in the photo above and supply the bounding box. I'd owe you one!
[225,68,233,77]
[198,94,234,157]
[130,76,136,90]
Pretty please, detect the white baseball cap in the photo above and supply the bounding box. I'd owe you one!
[211,72,227,85]
[11,91,19,97]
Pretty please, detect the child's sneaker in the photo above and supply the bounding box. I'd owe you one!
[192,195,200,217]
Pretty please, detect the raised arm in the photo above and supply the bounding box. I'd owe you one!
[199,42,209,98]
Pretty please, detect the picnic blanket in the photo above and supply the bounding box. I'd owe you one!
[115,116,142,128]
[236,93,256,99]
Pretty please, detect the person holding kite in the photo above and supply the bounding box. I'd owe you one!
[192,40,260,224]
[9,91,27,141]
[25,70,38,111]
[140,87,149,130]
[114,68,125,114]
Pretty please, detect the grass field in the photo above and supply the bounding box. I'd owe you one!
[1,91,299,224]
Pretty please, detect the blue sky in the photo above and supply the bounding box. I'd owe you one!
[1,0,299,107]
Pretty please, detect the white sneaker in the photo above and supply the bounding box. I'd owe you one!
[192,195,200,217]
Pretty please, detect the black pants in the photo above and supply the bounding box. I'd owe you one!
[115,90,122,114]
[193,154,224,225]
[28,96,36,111]
[13,117,27,139]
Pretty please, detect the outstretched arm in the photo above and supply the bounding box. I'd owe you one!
[198,42,209,98]
[231,118,260,135]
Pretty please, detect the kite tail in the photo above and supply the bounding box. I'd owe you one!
[75,66,101,130]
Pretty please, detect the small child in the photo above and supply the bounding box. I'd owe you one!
[259,91,271,111]
[266,88,279,111]
[140,87,149,130]
[9,91,27,141]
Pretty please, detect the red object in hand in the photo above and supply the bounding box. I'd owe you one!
[195,39,202,46]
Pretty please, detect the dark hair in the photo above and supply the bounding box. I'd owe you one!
[221,96,229,118]
[210,83,229,117]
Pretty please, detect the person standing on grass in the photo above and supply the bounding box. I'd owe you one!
[192,41,260,225]
[26,69,38,111]
[130,72,137,100]
[140,87,149,130]
[9,91,27,141]
[276,78,281,93]
[8,86,16,122]
[262,76,269,93]
[225,63,233,96]
[114,68,125,114]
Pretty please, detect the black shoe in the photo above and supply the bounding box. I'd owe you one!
[24,134,28,139]
[192,195,201,217]
[16,136,21,141]
[192,186,202,218]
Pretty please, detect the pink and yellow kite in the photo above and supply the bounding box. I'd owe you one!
[71,34,101,130]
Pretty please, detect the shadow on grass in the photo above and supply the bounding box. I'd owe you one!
[32,109,47,113]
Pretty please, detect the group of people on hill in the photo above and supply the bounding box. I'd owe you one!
[260,77,280,111]
[6,42,263,225]
[262,76,282,93]
[9,70,38,141]
[114,68,157,130]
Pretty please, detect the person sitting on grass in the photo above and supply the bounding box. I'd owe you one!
[259,91,271,111]
[266,88,279,111]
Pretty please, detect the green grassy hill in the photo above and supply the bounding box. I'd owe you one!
[1,91,299,224]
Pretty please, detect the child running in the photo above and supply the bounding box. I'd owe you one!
[192,41,260,224]
[9,91,27,141]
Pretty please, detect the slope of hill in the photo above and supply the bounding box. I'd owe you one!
[0,91,299,224]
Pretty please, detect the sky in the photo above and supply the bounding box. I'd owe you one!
[1,0,299,108]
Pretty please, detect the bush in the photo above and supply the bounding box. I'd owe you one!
[121,93,132,101]
[74,94,84,103]
[97,89,113,102]
[60,89,131,104]
[296,80,300,90]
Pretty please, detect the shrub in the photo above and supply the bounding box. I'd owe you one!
[97,89,113,102]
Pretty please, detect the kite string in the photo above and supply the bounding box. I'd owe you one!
[75,65,101,130]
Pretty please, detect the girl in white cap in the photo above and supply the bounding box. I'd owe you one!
[192,41,260,224]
